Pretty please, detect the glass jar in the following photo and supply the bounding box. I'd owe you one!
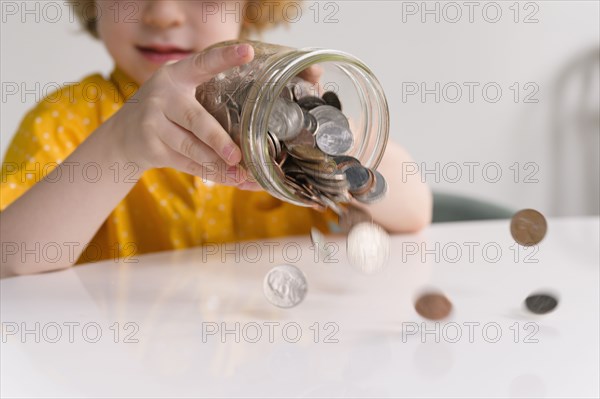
[195,40,389,209]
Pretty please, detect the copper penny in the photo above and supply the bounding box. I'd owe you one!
[510,209,547,246]
[415,293,453,320]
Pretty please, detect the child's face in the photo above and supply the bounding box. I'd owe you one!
[96,1,244,84]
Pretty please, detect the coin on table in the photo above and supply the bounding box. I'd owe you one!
[315,122,354,156]
[322,91,342,111]
[510,209,547,246]
[346,222,390,274]
[414,292,453,320]
[263,264,308,308]
[525,293,558,314]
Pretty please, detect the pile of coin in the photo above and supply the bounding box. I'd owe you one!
[197,76,387,215]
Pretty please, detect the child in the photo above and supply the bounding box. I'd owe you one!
[0,1,431,278]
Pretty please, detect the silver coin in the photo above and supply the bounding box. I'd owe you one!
[263,264,308,308]
[309,105,350,130]
[344,164,372,194]
[315,122,354,155]
[268,98,304,141]
[346,222,390,275]
[288,77,313,100]
[353,170,387,204]
[303,111,319,134]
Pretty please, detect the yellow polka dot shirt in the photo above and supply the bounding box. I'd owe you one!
[1,68,336,264]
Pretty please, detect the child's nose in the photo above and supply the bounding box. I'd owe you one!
[142,0,186,29]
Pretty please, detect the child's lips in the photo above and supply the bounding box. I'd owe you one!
[136,45,193,64]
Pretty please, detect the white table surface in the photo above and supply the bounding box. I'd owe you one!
[2,217,599,398]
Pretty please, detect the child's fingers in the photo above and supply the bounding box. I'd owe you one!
[164,95,241,166]
[159,122,225,169]
[165,148,242,186]
[169,44,255,87]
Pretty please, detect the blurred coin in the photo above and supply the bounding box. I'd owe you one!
[353,170,387,203]
[334,155,361,172]
[339,204,373,233]
[303,111,319,134]
[310,227,335,261]
[415,292,453,320]
[510,209,547,246]
[346,222,390,274]
[285,128,316,148]
[288,144,331,163]
[525,293,558,315]
[263,264,308,308]
[322,91,342,111]
[316,123,354,155]
[288,76,312,101]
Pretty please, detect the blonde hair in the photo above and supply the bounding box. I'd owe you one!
[69,0,299,39]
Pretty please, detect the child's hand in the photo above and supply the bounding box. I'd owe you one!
[108,43,259,189]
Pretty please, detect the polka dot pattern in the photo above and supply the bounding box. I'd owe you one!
[1,68,338,265]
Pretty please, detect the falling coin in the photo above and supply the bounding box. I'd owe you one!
[263,264,308,308]
[525,293,558,315]
[338,204,373,233]
[510,209,547,246]
[346,222,390,274]
[414,292,453,320]
[310,227,334,261]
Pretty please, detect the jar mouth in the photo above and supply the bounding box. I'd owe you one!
[240,48,390,207]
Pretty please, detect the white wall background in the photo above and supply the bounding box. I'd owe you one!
[2,1,599,216]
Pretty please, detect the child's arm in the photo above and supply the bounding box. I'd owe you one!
[0,44,256,278]
[352,140,433,233]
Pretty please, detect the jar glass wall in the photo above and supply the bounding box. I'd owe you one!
[196,40,389,210]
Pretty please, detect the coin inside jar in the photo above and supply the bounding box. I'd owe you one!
[510,209,547,246]
[322,91,342,111]
[344,164,373,195]
[315,123,354,156]
[414,292,453,320]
